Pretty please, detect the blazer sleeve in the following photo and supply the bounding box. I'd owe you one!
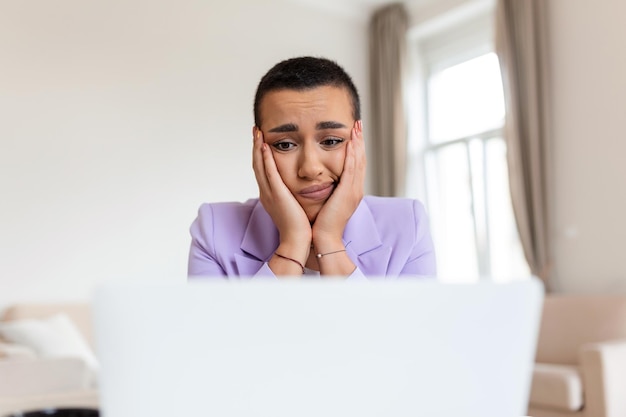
[188,204,278,279]
[400,199,437,277]
[188,204,228,278]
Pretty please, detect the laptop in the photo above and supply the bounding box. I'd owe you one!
[93,279,543,417]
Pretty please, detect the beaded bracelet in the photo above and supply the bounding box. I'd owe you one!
[274,253,305,274]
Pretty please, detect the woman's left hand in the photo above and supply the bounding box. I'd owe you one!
[312,120,365,250]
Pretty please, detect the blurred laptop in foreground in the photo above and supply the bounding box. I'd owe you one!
[93,279,543,417]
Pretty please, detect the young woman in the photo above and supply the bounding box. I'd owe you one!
[188,57,436,279]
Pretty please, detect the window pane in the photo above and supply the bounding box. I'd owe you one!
[425,143,479,282]
[485,139,531,281]
[468,138,489,274]
[427,53,505,143]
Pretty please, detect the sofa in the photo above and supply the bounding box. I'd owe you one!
[0,304,99,416]
[528,295,626,417]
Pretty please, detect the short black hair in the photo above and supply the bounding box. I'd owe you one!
[253,56,361,127]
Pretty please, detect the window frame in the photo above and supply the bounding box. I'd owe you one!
[407,4,527,281]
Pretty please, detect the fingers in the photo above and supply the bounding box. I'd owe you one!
[342,127,356,182]
[252,126,292,199]
[311,121,363,241]
[338,121,364,189]
[260,134,290,196]
[251,127,312,252]
[252,126,270,192]
[352,120,366,188]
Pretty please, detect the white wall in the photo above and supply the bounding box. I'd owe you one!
[3,0,622,304]
[546,0,626,293]
[0,0,368,307]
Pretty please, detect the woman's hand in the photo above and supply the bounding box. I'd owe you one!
[312,120,365,252]
[252,127,311,273]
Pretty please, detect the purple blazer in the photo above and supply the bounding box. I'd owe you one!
[188,196,436,279]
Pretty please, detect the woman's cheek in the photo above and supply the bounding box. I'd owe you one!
[273,155,286,176]
[272,154,295,184]
[333,148,347,177]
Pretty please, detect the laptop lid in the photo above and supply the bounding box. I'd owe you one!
[93,279,543,417]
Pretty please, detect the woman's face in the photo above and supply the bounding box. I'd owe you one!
[258,86,355,223]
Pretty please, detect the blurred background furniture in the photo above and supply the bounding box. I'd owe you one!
[5,296,626,417]
[529,296,626,417]
[0,304,98,417]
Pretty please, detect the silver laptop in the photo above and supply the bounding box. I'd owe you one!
[93,279,543,417]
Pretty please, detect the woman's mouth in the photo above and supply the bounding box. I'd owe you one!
[298,182,335,201]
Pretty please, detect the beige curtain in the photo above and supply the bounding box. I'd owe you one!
[369,3,408,197]
[495,0,552,287]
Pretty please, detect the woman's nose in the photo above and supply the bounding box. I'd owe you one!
[297,146,324,179]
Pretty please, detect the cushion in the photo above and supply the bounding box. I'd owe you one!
[529,363,583,412]
[0,313,98,373]
[1,303,94,348]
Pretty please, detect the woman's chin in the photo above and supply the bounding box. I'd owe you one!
[304,205,323,224]
[306,210,320,224]
[297,186,336,224]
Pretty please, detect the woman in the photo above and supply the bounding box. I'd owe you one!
[188,57,436,279]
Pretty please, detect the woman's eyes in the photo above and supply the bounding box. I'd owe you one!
[271,137,345,152]
[272,141,296,151]
[320,137,345,148]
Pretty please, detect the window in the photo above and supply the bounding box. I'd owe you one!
[408,8,529,282]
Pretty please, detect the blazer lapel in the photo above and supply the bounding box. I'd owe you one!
[344,199,392,276]
[233,253,265,276]
[235,201,279,275]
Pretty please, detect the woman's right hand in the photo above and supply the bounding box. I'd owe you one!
[252,127,311,272]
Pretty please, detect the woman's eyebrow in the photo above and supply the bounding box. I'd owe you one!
[268,123,298,133]
[316,121,347,130]
[267,121,347,133]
